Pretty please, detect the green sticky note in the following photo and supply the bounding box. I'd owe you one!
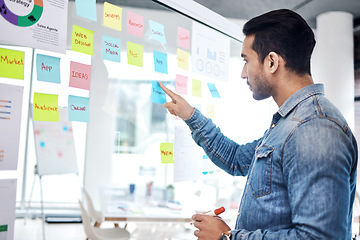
[72,25,94,55]
[33,93,59,122]
[0,48,25,80]
[160,143,174,164]
[192,79,202,97]
[127,42,143,67]
[0,225,8,232]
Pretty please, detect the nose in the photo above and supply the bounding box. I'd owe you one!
[241,64,247,79]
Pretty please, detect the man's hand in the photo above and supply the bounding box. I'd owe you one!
[192,214,231,240]
[158,81,194,120]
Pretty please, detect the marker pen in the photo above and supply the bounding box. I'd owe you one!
[195,206,225,216]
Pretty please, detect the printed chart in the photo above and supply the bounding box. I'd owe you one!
[0,0,43,27]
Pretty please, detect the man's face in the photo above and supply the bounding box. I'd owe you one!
[241,35,272,100]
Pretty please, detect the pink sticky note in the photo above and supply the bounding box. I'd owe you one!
[127,11,144,38]
[69,61,92,90]
[176,74,187,95]
[177,27,190,50]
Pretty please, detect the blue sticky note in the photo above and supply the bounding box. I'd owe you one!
[36,54,61,84]
[103,35,121,62]
[153,51,168,74]
[149,20,166,44]
[152,81,166,105]
[75,0,97,22]
[207,83,221,98]
[68,95,90,122]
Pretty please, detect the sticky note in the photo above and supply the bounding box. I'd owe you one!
[127,11,144,37]
[152,81,166,104]
[207,104,215,119]
[36,54,61,84]
[75,0,97,22]
[153,51,168,74]
[0,48,25,80]
[177,27,190,50]
[103,2,122,31]
[160,143,174,164]
[192,79,202,97]
[69,61,92,90]
[33,93,59,122]
[103,35,121,62]
[207,83,221,98]
[127,42,143,67]
[72,25,94,55]
[149,20,166,44]
[177,48,189,71]
[176,74,187,95]
[68,95,90,122]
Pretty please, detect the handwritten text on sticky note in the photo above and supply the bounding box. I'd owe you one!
[153,50,168,74]
[103,2,122,31]
[177,48,189,71]
[0,48,25,80]
[160,143,174,164]
[152,81,166,104]
[177,27,190,50]
[176,74,187,95]
[127,11,143,37]
[69,61,92,90]
[207,83,221,98]
[33,93,59,122]
[68,95,90,122]
[192,79,202,97]
[72,25,94,55]
[149,20,166,44]
[36,54,61,84]
[127,42,143,67]
[103,35,121,62]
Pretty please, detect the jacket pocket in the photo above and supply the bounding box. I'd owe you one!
[249,145,274,198]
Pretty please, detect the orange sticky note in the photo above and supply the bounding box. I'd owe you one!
[192,79,202,97]
[0,48,25,80]
[127,42,143,67]
[72,25,94,55]
[33,93,59,122]
[177,48,189,70]
[103,2,122,31]
[160,143,174,164]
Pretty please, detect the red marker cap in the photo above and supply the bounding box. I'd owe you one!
[214,206,225,215]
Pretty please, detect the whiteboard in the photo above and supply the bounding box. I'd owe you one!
[33,107,78,176]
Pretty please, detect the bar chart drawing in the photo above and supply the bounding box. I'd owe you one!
[0,99,11,120]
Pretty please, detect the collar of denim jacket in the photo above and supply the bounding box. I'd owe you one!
[277,83,324,117]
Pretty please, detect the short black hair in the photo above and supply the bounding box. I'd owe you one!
[243,9,316,75]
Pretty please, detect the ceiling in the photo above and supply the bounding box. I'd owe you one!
[192,0,360,29]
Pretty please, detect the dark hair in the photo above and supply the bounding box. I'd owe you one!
[243,9,316,75]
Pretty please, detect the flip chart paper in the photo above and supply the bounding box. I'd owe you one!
[0,48,24,80]
[177,48,189,71]
[76,0,97,22]
[127,42,143,67]
[72,25,94,55]
[68,95,89,122]
[0,179,17,240]
[149,20,166,44]
[36,54,61,84]
[103,2,122,31]
[192,79,202,97]
[152,81,166,104]
[153,51,168,74]
[177,27,190,50]
[127,11,144,37]
[103,35,121,62]
[0,83,24,171]
[175,74,187,95]
[33,93,59,122]
[69,61,92,90]
[160,143,174,164]
[207,83,221,98]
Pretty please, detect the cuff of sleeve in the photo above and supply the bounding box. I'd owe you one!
[184,108,207,131]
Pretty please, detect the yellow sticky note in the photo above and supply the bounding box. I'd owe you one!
[206,104,215,119]
[127,42,143,67]
[192,79,202,97]
[0,48,25,80]
[104,2,122,31]
[72,25,94,55]
[33,93,59,122]
[177,48,189,70]
[160,143,174,164]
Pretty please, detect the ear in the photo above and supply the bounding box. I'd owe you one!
[266,51,280,74]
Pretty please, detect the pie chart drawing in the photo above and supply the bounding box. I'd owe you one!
[0,0,43,27]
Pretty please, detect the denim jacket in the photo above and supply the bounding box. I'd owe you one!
[185,84,358,239]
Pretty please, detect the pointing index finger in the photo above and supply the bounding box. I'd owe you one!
[158,81,177,99]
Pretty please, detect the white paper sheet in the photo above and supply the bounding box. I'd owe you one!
[0,179,17,240]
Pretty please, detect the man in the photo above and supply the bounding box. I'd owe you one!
[159,9,358,240]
